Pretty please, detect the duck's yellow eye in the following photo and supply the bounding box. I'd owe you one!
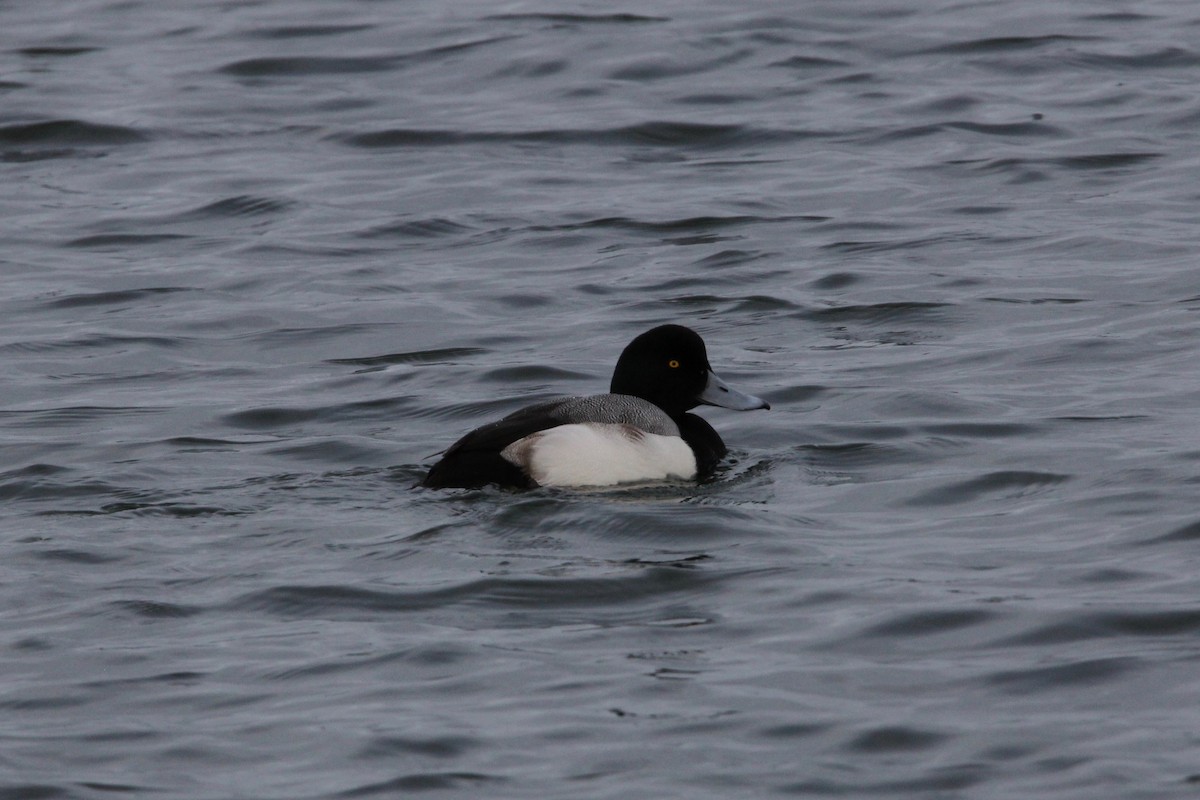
[668,359,680,369]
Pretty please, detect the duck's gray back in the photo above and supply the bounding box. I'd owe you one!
[549,394,680,436]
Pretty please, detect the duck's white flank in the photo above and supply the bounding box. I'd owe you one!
[500,423,697,487]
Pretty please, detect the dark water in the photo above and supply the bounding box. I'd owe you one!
[5,0,1200,796]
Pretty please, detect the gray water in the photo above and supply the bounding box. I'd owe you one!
[5,0,1200,797]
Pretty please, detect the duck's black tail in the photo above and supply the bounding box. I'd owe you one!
[420,451,536,490]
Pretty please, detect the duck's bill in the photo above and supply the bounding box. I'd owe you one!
[699,370,770,411]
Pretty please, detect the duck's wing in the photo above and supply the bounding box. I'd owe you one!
[421,394,681,490]
[420,398,581,489]
[438,394,678,459]
[549,394,679,436]
[438,398,579,459]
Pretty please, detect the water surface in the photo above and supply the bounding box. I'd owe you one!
[4,0,1200,797]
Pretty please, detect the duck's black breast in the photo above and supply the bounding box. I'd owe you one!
[676,413,727,478]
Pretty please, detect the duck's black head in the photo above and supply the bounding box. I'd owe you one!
[610,324,769,418]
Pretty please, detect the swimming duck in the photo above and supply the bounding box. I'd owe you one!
[421,324,769,489]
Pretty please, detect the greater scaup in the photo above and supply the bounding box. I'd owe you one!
[421,324,769,489]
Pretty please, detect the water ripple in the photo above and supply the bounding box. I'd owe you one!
[863,609,998,638]
[0,119,147,147]
[65,233,192,249]
[1140,519,1200,545]
[999,610,1200,645]
[244,24,376,40]
[985,657,1134,693]
[220,36,517,78]
[43,287,193,310]
[907,471,1070,507]
[334,121,811,149]
[1073,46,1200,70]
[337,773,502,796]
[327,347,487,368]
[483,13,668,25]
[846,726,949,753]
[233,567,721,621]
[871,120,1069,143]
[920,35,1100,55]
[180,195,295,219]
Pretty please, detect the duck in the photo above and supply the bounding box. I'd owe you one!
[421,324,769,489]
